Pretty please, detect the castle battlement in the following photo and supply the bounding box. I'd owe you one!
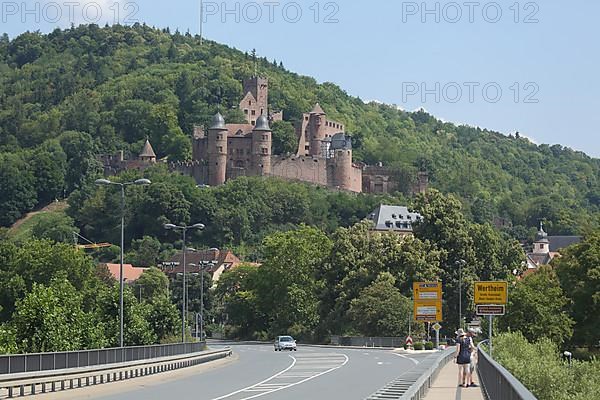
[105,76,427,195]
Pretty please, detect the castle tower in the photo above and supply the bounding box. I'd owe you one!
[330,133,354,191]
[308,103,326,156]
[243,76,269,112]
[251,115,272,176]
[207,113,228,186]
[139,139,157,163]
[532,222,550,254]
[240,77,269,124]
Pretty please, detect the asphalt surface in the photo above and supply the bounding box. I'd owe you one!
[92,343,430,400]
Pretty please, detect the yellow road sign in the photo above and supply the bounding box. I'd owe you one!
[474,281,508,305]
[413,282,442,300]
[413,282,443,322]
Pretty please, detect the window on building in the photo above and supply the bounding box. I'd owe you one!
[218,146,223,153]
[244,109,248,114]
[249,100,251,106]
[251,121,255,125]
[262,148,268,155]
[262,135,268,140]
[261,108,264,114]
[540,244,545,249]
[251,110,256,116]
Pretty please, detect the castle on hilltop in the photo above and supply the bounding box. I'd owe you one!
[102,77,428,194]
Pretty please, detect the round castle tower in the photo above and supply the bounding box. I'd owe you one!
[251,115,272,176]
[208,113,228,186]
[308,104,326,156]
[330,133,354,191]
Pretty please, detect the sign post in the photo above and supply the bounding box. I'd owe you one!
[489,315,493,357]
[432,322,442,349]
[474,281,508,359]
[413,282,443,322]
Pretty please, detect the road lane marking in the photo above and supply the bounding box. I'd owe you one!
[209,353,349,400]
[209,356,297,400]
[393,353,420,365]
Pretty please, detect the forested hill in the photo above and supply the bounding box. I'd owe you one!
[1,24,599,235]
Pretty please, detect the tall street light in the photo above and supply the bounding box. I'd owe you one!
[95,178,151,347]
[164,223,205,342]
[456,259,466,330]
[189,247,218,342]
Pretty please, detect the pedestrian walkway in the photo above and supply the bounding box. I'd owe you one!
[423,358,484,400]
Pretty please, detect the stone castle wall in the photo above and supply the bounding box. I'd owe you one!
[271,156,329,187]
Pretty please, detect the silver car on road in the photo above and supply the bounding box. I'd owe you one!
[274,336,297,351]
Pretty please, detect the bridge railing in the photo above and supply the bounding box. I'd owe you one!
[330,336,407,348]
[0,342,205,375]
[477,341,537,400]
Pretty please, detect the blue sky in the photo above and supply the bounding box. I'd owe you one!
[3,0,599,157]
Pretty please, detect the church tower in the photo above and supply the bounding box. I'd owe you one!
[532,222,550,254]
[207,113,228,186]
[251,115,272,176]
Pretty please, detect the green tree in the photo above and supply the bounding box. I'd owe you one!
[348,272,412,337]
[215,264,263,338]
[136,267,169,300]
[319,221,443,335]
[147,295,180,341]
[29,145,67,204]
[0,153,36,227]
[554,233,600,348]
[31,213,78,243]
[59,131,102,193]
[127,236,163,267]
[96,284,156,346]
[271,120,297,155]
[0,240,98,322]
[12,279,107,352]
[256,226,332,339]
[498,266,573,345]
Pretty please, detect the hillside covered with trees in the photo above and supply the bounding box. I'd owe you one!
[1,24,599,237]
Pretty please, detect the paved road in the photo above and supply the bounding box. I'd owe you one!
[93,343,429,400]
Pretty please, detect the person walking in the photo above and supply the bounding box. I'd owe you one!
[467,328,480,387]
[454,328,473,388]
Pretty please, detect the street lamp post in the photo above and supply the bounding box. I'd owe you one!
[456,259,466,330]
[189,247,218,342]
[164,223,205,342]
[95,178,151,348]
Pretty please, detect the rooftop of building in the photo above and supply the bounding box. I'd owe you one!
[369,204,422,232]
[140,139,156,158]
[101,263,148,282]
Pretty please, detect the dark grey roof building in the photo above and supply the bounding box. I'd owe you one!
[525,223,582,273]
[368,204,422,235]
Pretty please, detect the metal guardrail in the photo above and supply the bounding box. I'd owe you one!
[0,342,205,375]
[330,336,408,348]
[367,347,455,400]
[0,347,231,399]
[477,341,537,400]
